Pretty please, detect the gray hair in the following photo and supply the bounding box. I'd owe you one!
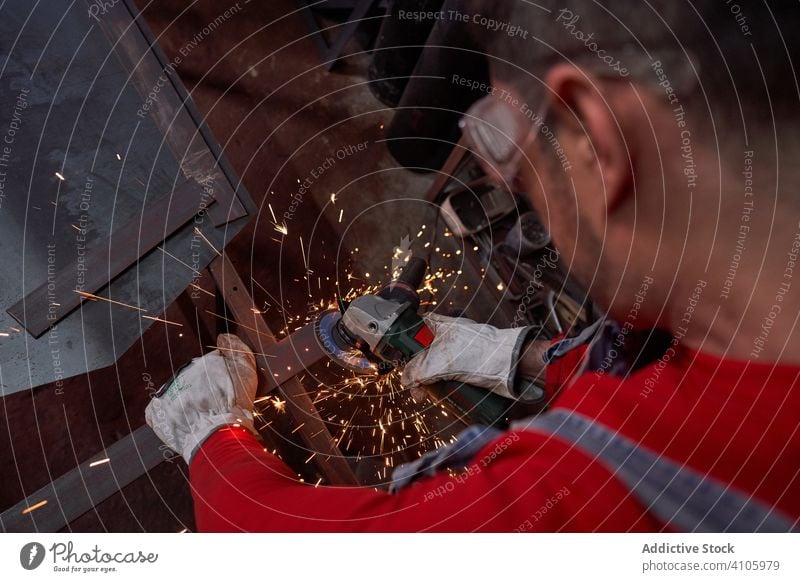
[470,0,800,129]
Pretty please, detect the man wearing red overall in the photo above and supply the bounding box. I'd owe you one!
[146,0,800,532]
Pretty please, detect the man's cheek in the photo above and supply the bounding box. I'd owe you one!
[521,162,579,246]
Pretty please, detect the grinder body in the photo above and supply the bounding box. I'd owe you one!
[323,256,514,427]
[339,295,433,369]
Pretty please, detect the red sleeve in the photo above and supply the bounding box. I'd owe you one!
[544,341,589,399]
[190,425,660,532]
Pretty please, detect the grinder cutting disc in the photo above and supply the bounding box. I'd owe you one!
[313,308,377,375]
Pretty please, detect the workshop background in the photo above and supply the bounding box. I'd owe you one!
[0,0,590,532]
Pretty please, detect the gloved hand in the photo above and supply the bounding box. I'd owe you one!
[145,333,258,463]
[401,313,532,400]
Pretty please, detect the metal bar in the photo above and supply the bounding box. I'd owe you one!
[261,321,329,392]
[0,426,167,533]
[208,253,358,485]
[7,179,214,338]
[175,289,217,349]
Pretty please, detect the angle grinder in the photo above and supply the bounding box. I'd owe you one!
[314,256,514,427]
[314,256,432,375]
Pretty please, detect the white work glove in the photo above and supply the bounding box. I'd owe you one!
[145,333,258,463]
[401,313,532,400]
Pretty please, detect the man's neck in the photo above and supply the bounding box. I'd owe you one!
[676,257,800,366]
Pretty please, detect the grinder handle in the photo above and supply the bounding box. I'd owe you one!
[397,256,427,289]
[425,381,511,428]
[379,256,428,304]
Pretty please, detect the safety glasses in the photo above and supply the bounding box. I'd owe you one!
[459,94,550,185]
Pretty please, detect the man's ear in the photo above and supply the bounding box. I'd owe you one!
[544,64,632,212]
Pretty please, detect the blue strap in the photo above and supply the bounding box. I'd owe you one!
[389,425,503,493]
[542,318,604,363]
[513,410,798,532]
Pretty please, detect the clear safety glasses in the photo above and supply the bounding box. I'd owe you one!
[459,94,550,185]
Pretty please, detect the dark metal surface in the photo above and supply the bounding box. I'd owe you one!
[0,313,341,532]
[0,0,253,393]
[0,425,166,533]
[93,0,248,227]
[299,0,381,71]
[386,0,489,170]
[368,0,444,107]
[8,179,214,337]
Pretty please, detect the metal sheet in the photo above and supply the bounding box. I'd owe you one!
[91,0,248,227]
[7,179,214,337]
[0,0,253,393]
